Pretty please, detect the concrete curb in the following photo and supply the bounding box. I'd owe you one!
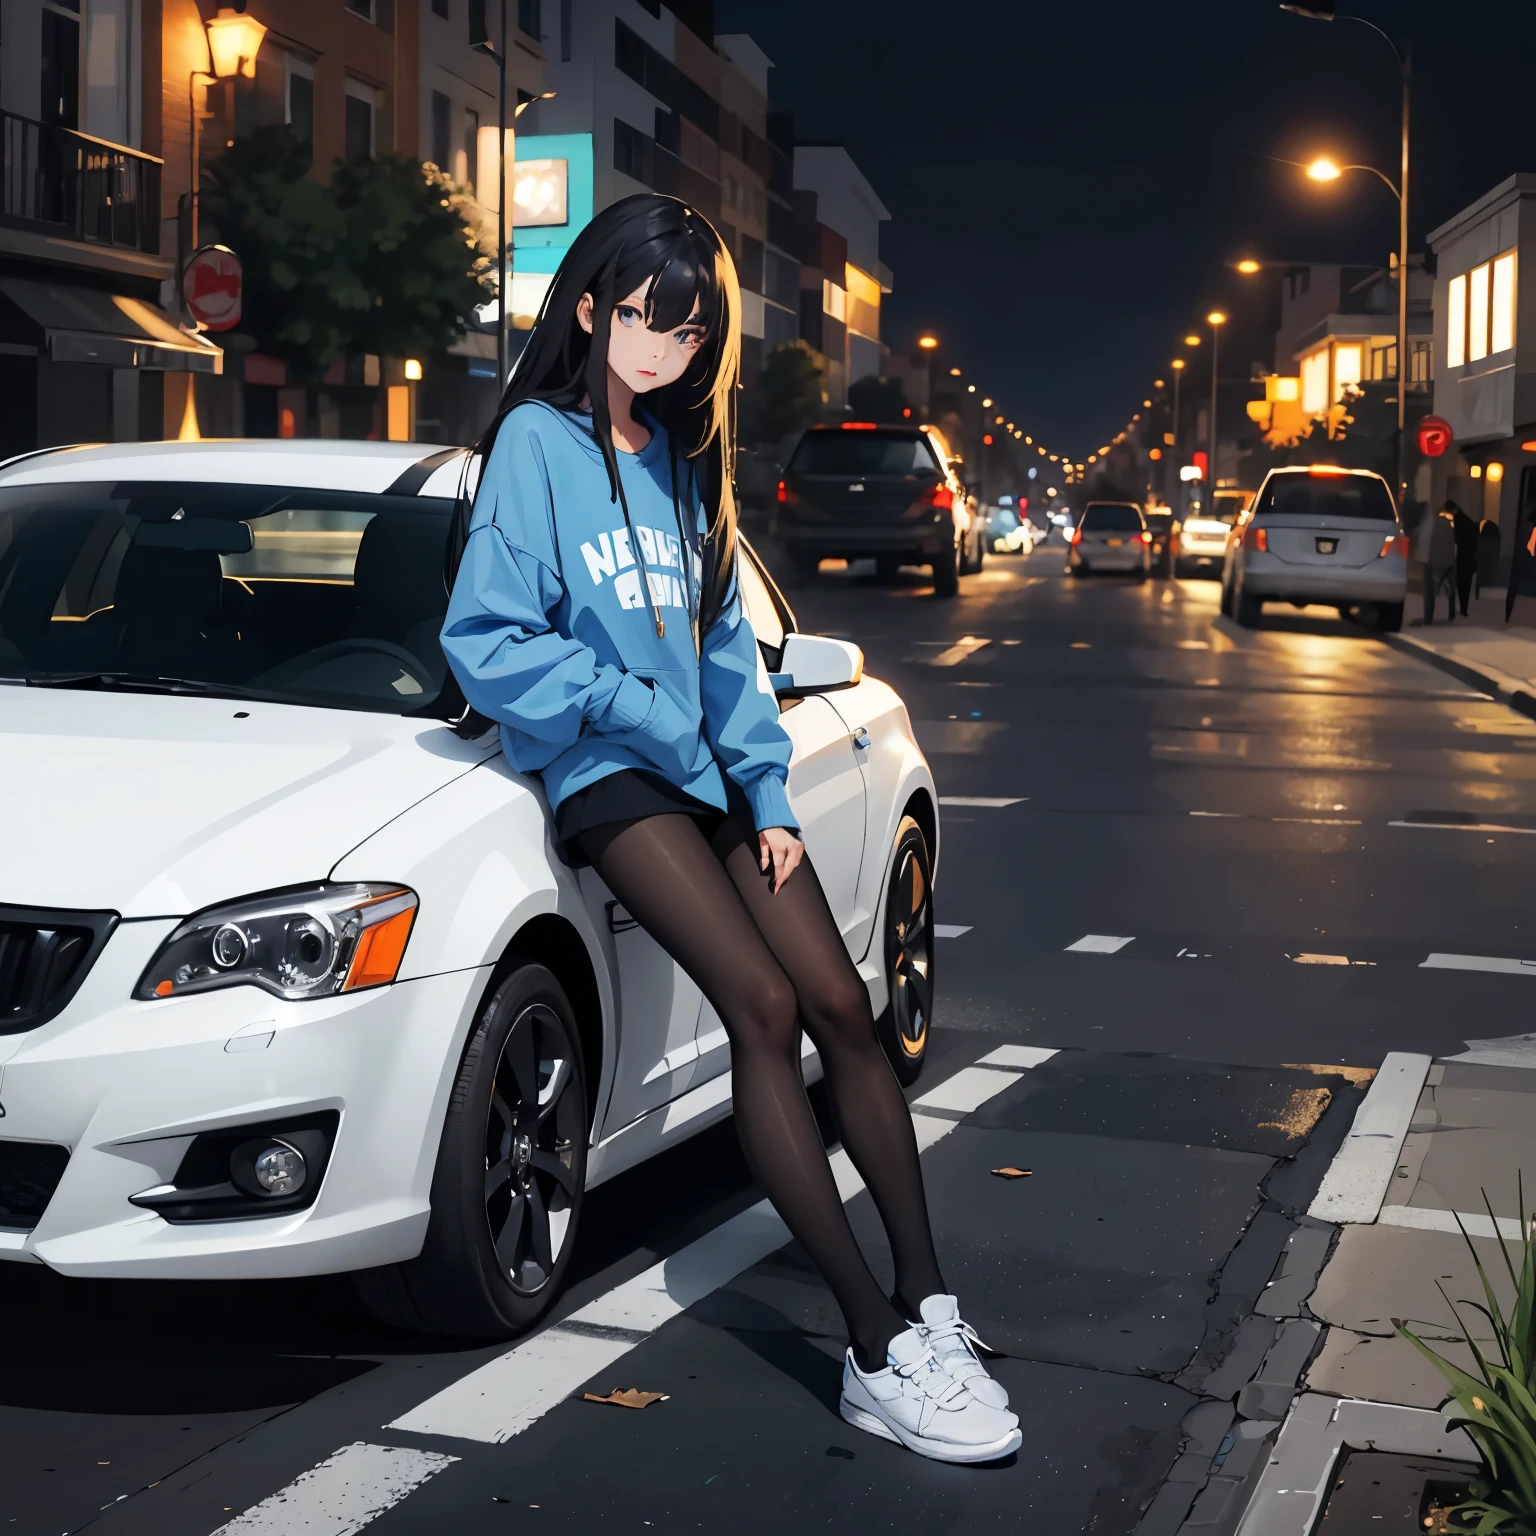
[1231,1394,1476,1536]
[1306,1053,1431,1225]
[1385,630,1536,720]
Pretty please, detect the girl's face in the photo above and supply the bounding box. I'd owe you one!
[578,281,706,395]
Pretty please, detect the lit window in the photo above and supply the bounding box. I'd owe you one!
[1447,273,1466,367]
[1334,343,1363,396]
[1300,350,1329,416]
[1492,250,1516,354]
[1469,261,1490,362]
[822,279,846,321]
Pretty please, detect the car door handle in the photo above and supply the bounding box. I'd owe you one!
[851,727,871,751]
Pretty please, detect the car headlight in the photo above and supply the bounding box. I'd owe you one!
[135,884,418,1002]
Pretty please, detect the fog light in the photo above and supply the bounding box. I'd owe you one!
[252,1141,306,1196]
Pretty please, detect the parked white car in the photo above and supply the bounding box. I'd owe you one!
[0,440,938,1338]
[1219,465,1407,631]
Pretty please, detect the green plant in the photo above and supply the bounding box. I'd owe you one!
[756,340,822,441]
[1398,1182,1536,1534]
[202,126,492,380]
[847,373,910,424]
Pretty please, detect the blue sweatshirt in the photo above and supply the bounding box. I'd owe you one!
[440,401,798,834]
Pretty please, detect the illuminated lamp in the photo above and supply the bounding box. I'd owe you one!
[983,434,993,445]
[404,358,423,381]
[1488,462,1505,482]
[1470,464,1483,478]
[949,367,962,376]
[918,335,939,350]
[1150,448,1162,460]
[1237,259,1262,274]
[205,8,268,78]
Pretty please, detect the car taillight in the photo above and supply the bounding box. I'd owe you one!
[1069,527,1082,545]
[916,484,955,511]
[777,479,799,506]
[1139,530,1152,544]
[1242,525,1268,552]
[1380,534,1409,558]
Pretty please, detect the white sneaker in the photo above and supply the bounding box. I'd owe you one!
[839,1326,1022,1464]
[913,1294,1009,1410]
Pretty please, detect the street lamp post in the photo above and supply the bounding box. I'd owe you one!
[1206,312,1226,512]
[1282,2,1411,506]
[1170,357,1186,501]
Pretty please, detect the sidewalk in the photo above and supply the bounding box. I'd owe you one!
[1148,1051,1536,1536]
[1389,584,1536,717]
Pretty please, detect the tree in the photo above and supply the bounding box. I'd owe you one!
[847,374,910,423]
[755,340,822,441]
[203,126,492,380]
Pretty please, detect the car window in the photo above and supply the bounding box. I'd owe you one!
[789,432,940,476]
[1079,504,1144,532]
[0,481,452,713]
[736,544,785,651]
[1255,474,1397,521]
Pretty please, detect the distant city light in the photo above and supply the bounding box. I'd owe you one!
[1207,311,1227,326]
[918,335,939,349]
[1237,259,1262,274]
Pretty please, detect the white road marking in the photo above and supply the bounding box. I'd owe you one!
[1377,1205,1525,1241]
[929,636,991,666]
[210,1443,458,1536]
[1175,640,1211,649]
[934,924,972,938]
[389,1051,1041,1447]
[1273,817,1362,826]
[939,796,1026,807]
[976,1044,1059,1070]
[1189,810,1242,818]
[1307,1052,1432,1225]
[1065,934,1135,954]
[1421,952,1536,976]
[1390,820,1536,836]
[1292,954,1350,966]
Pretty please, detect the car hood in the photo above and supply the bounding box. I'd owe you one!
[0,689,501,916]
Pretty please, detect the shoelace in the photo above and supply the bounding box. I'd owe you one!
[924,1316,992,1365]
[892,1346,968,1406]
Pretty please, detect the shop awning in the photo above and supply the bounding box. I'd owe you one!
[0,278,223,373]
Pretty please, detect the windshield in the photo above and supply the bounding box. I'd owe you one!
[1080,504,1144,532]
[1256,474,1397,521]
[790,432,940,476]
[0,481,453,713]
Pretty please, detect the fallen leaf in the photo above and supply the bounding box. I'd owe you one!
[583,1388,670,1409]
[991,1166,1032,1179]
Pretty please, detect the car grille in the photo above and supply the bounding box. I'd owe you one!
[0,1141,70,1230]
[0,906,118,1034]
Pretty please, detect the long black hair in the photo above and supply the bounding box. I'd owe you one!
[446,193,743,639]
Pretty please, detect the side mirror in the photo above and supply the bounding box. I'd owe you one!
[770,633,864,696]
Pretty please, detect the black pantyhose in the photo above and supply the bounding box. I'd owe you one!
[578,811,947,1372]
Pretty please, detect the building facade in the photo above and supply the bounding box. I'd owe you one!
[1427,174,1536,553]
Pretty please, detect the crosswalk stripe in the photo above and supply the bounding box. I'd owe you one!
[1065,934,1134,953]
[386,1049,1042,1447]
[939,796,1026,807]
[210,1443,458,1536]
[1421,952,1536,976]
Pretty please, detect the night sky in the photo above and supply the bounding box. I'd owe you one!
[716,0,1536,460]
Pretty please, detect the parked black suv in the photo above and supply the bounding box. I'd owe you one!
[772,423,980,596]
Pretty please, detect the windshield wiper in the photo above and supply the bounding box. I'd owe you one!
[14,671,277,701]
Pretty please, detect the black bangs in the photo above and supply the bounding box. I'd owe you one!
[615,231,721,337]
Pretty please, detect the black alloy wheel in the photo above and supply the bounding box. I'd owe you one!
[876,815,935,1086]
[351,963,588,1338]
[931,537,960,597]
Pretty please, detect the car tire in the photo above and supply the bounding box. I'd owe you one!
[931,538,960,597]
[875,815,934,1087]
[970,536,985,575]
[1377,600,1404,633]
[1219,577,1234,617]
[1235,589,1264,628]
[352,963,588,1339]
[874,555,901,582]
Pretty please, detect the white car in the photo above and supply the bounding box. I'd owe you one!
[1220,465,1407,631]
[0,440,938,1338]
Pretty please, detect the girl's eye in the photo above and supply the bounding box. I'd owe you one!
[616,306,641,326]
[675,329,702,348]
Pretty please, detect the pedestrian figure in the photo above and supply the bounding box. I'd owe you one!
[1449,500,1478,618]
[1509,488,1536,623]
[1477,517,1501,599]
[1413,501,1457,625]
[441,195,1021,1465]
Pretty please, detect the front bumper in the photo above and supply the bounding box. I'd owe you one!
[1240,553,1407,603]
[0,918,484,1278]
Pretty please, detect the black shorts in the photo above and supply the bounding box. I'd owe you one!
[553,768,754,868]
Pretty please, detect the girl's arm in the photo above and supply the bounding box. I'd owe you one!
[699,560,799,836]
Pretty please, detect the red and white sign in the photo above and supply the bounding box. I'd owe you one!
[1417,414,1453,458]
[184,245,243,331]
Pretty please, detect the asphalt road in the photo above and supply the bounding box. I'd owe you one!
[7,542,1533,1536]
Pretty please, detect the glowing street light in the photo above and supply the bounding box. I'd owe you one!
[918,335,939,350]
[1236,257,1262,274]
[1305,156,1342,182]
[1206,312,1227,502]
[982,397,994,408]
[1184,334,1201,347]
[949,367,962,377]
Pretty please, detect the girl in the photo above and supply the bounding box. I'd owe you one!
[441,194,1018,1465]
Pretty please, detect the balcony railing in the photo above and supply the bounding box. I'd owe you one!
[2,109,162,256]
